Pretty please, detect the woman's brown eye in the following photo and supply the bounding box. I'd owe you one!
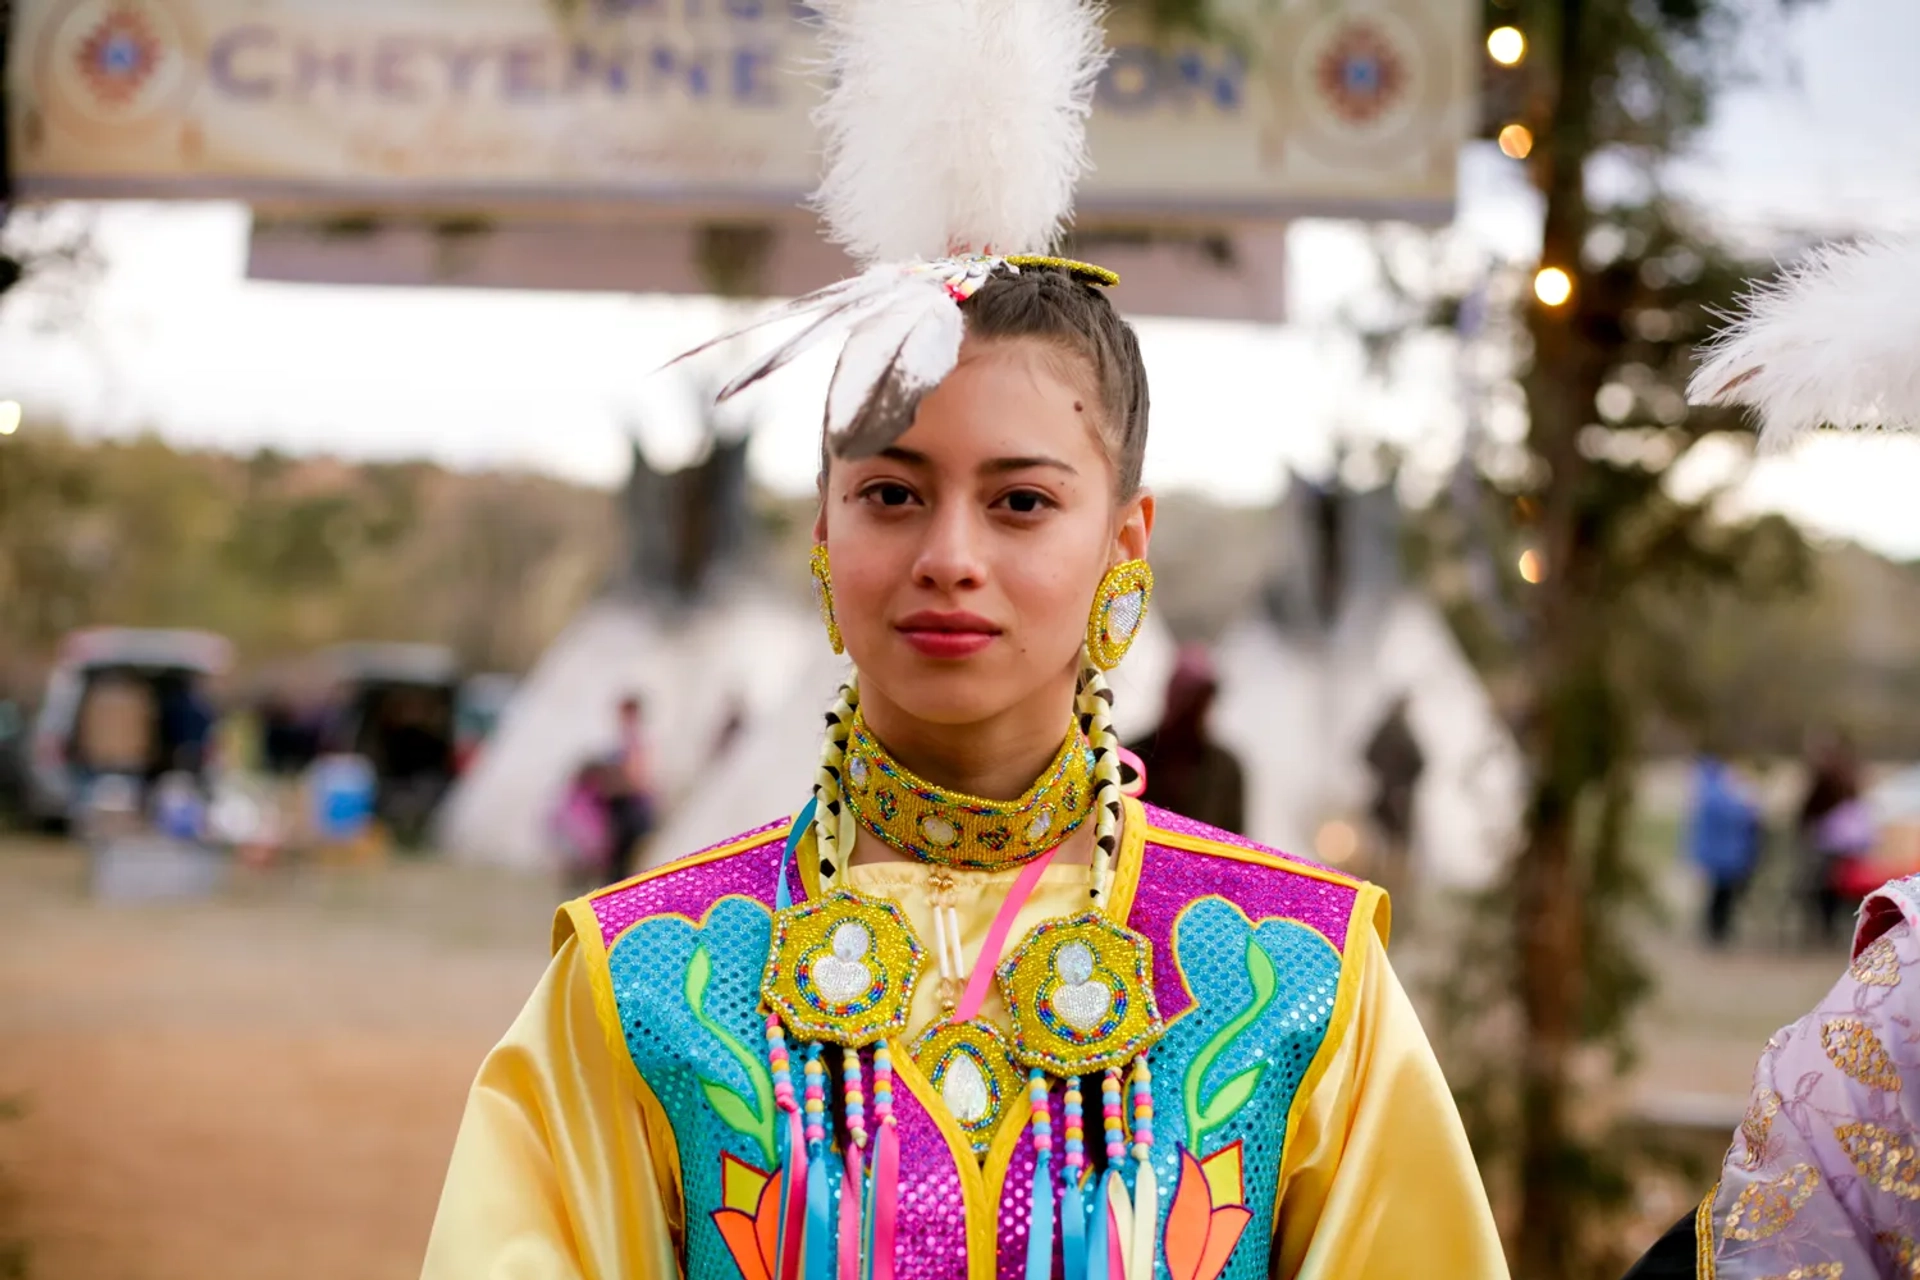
[869,483,913,506]
[1003,490,1051,514]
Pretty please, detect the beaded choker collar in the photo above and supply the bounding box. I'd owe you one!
[841,713,1094,870]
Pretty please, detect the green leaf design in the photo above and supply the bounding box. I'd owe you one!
[1182,931,1280,1150]
[685,943,777,1166]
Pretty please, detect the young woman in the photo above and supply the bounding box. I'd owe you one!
[421,3,1504,1276]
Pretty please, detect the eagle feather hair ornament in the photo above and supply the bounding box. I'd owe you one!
[1690,236,1920,451]
[670,0,1113,459]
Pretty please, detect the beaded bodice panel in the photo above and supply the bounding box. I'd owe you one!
[579,808,1361,1280]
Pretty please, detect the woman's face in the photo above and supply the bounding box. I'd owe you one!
[817,336,1152,730]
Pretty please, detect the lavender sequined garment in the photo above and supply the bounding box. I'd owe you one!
[1704,875,1920,1277]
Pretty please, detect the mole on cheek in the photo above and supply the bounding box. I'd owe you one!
[1073,401,1085,413]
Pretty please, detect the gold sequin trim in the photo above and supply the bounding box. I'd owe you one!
[1002,254,1120,287]
[1741,1088,1781,1169]
[1725,1164,1820,1241]
[1757,1267,1842,1280]
[1879,1232,1920,1278]
[1696,1180,1719,1279]
[1854,935,1904,987]
[1837,1122,1920,1199]
[1823,1016,1903,1091]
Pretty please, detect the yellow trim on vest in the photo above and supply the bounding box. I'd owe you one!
[553,900,688,1248]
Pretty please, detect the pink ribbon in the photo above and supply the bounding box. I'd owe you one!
[953,842,1061,1025]
[778,1108,808,1280]
[870,1122,900,1280]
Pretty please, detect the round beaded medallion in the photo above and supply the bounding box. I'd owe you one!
[996,912,1164,1075]
[909,1018,1024,1156]
[761,889,925,1045]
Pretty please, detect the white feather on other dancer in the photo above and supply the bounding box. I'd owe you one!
[1690,236,1920,450]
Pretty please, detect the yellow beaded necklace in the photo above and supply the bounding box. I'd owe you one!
[840,710,1095,870]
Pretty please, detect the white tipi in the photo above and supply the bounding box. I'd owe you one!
[1209,480,1521,889]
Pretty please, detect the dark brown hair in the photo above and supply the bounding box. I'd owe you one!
[961,266,1151,498]
[818,266,1151,499]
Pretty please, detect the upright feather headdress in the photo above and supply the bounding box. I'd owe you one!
[672,0,1114,458]
[1690,237,1920,451]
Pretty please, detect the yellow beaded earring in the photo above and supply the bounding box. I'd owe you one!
[809,544,845,655]
[1085,559,1153,671]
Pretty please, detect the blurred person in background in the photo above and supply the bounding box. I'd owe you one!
[602,693,656,877]
[421,4,1505,1273]
[1799,731,1873,945]
[1686,752,1765,947]
[1363,693,1425,905]
[1126,643,1245,834]
[550,760,615,897]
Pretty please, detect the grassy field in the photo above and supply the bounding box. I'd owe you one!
[0,832,1854,1278]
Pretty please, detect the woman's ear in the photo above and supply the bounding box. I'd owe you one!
[1114,489,1154,564]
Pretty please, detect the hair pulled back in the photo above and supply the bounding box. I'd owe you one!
[960,266,1150,498]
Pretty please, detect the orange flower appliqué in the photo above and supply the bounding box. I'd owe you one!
[1163,1142,1254,1280]
[711,1152,783,1280]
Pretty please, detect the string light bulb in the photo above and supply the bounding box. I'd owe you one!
[1534,267,1573,307]
[1487,26,1526,66]
[1518,549,1545,584]
[0,401,20,436]
[1498,123,1533,159]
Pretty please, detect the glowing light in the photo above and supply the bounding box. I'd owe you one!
[0,402,19,436]
[1314,820,1360,866]
[1487,26,1526,65]
[1497,123,1533,159]
[1533,267,1573,307]
[1518,549,1545,584]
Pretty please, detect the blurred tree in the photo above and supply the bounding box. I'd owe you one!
[1409,2,1823,1274]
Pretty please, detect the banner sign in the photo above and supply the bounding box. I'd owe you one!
[10,0,1472,222]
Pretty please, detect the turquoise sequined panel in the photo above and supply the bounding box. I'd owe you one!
[606,895,778,1280]
[1150,896,1343,1280]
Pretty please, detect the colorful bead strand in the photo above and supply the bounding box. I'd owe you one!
[769,1015,799,1117]
[804,1044,829,1152]
[1063,1078,1086,1181]
[842,1047,868,1149]
[768,1016,808,1280]
[1061,1077,1090,1280]
[1101,1066,1127,1167]
[1024,1069,1056,1280]
[1029,1069,1054,1156]
[869,1041,901,1280]
[1128,1057,1154,1164]
[872,1041,896,1130]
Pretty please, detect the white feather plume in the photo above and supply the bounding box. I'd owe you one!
[809,0,1111,264]
[1691,237,1920,451]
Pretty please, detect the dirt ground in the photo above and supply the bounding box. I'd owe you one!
[0,836,1854,1279]
[0,837,555,1280]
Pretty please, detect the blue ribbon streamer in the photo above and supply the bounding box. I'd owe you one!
[1025,1152,1056,1280]
[777,797,816,912]
[1061,1172,1088,1280]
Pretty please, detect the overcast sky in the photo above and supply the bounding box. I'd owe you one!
[4,0,1920,554]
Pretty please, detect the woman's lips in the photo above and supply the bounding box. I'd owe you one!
[896,611,1000,659]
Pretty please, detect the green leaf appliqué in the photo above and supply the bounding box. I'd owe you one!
[685,943,777,1166]
[1183,932,1279,1150]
